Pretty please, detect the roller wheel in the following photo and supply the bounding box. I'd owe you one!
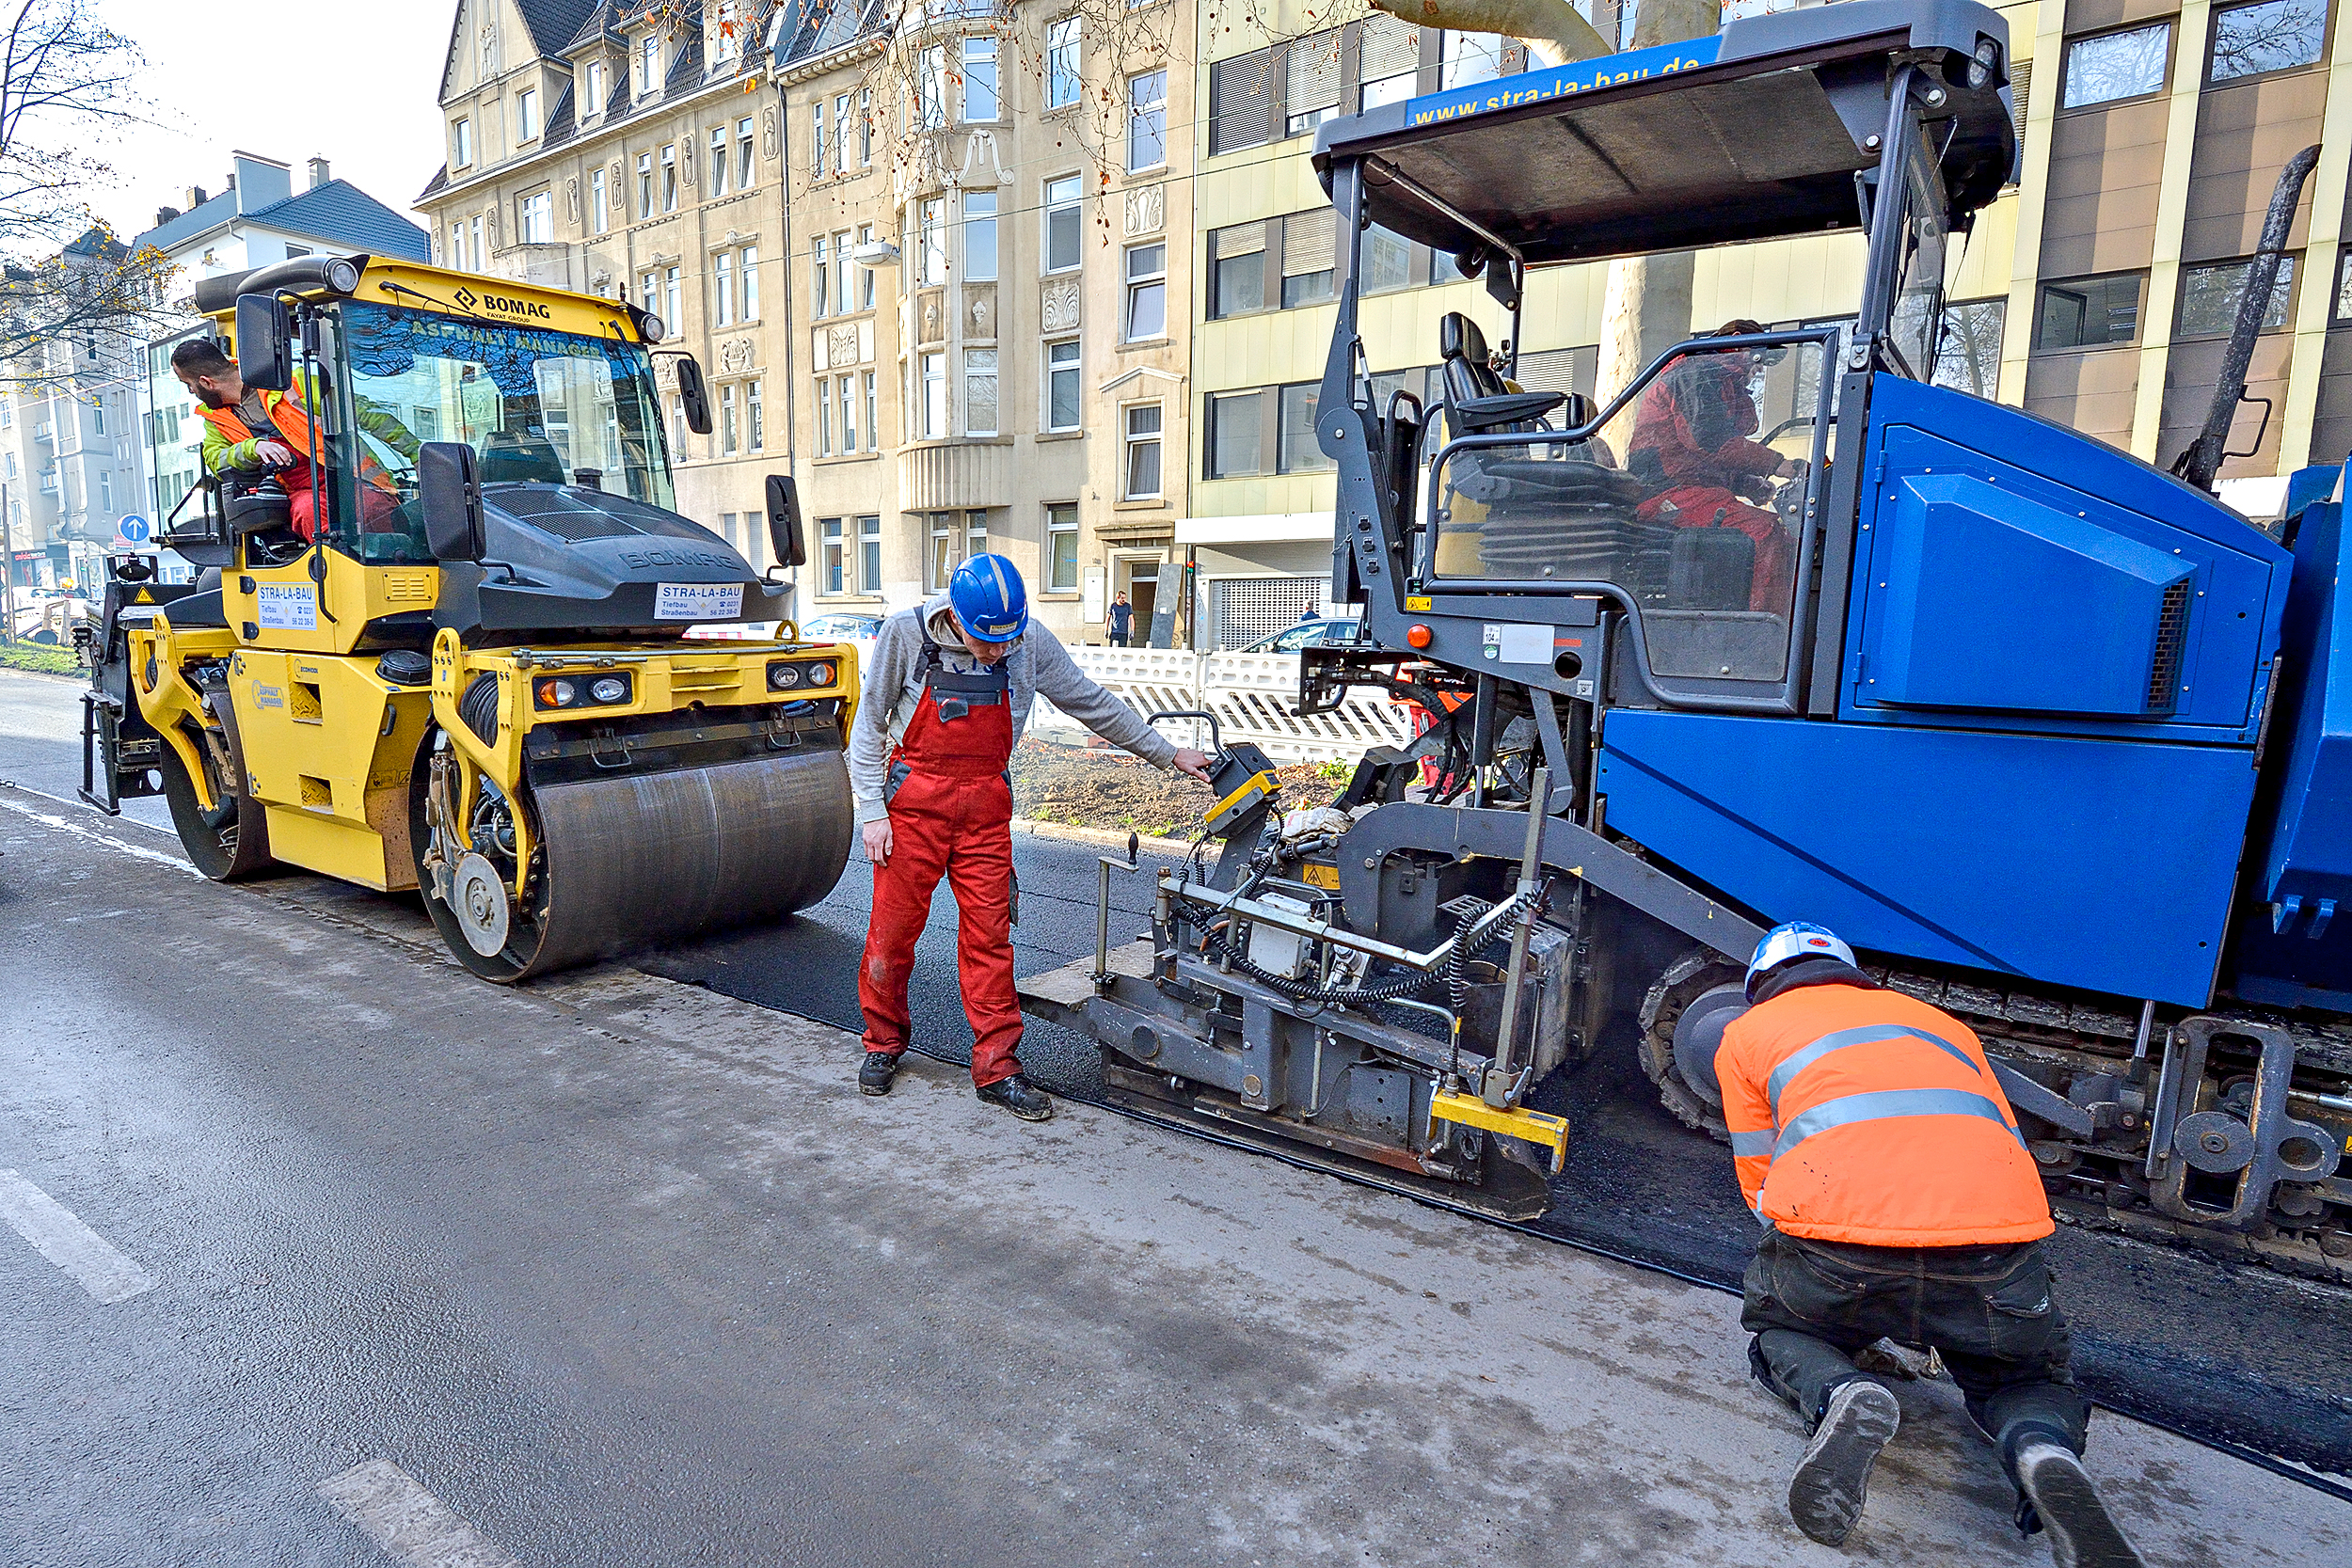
[410,727,547,984]
[1638,948,1742,1142]
[158,683,274,880]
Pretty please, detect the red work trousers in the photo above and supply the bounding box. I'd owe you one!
[285,470,404,543]
[857,687,1024,1085]
[1639,485,1793,612]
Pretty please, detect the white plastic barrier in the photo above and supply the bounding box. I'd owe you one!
[1029,646,1412,767]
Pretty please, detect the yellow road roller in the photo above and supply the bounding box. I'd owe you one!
[83,253,854,980]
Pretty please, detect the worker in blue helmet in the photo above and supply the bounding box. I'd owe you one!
[1715,921,2137,1567]
[847,552,1214,1119]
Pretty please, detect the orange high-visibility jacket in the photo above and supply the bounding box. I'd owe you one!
[1716,980,2054,1247]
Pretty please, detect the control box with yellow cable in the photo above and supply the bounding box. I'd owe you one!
[80,253,856,981]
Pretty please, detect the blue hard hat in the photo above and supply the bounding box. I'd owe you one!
[949,552,1029,643]
[1744,921,1856,1001]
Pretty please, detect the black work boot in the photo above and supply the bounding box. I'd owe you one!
[858,1051,900,1096]
[2015,1443,2145,1568]
[1787,1380,1900,1546]
[976,1072,1053,1121]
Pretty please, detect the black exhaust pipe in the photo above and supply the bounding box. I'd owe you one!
[2172,144,2321,496]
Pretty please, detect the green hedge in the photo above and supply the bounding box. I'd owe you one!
[0,643,82,675]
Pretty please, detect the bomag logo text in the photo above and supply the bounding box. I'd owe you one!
[621,548,734,569]
[455,286,551,320]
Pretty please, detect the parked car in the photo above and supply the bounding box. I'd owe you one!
[1232,617,1359,654]
[797,611,883,666]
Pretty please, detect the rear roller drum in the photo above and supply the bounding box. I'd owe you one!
[409,725,855,984]
[1638,948,1747,1142]
[157,683,274,881]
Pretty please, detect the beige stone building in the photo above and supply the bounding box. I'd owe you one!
[420,0,792,572]
[771,0,1197,641]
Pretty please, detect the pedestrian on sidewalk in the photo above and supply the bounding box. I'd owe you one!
[1105,592,1134,647]
[848,556,1211,1120]
[1716,922,2143,1568]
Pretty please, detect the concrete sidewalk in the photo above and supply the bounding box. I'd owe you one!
[0,787,2343,1565]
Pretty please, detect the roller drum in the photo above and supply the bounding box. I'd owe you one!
[522,748,853,975]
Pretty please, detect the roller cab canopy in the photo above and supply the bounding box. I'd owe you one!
[1311,0,2017,271]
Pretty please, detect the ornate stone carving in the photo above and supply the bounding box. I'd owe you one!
[656,356,679,388]
[761,105,778,162]
[681,145,696,187]
[1122,183,1165,238]
[964,283,996,340]
[1041,277,1080,333]
[479,21,498,76]
[485,203,501,247]
[960,133,1001,184]
[564,178,579,225]
[610,159,623,196]
[918,289,946,345]
[719,337,756,374]
[827,324,860,366]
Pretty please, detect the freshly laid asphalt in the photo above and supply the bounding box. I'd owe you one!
[3,664,2349,1563]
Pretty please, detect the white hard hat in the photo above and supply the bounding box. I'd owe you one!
[1745,922,1857,1000]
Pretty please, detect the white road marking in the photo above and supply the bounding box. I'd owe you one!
[0,776,180,835]
[0,1168,156,1303]
[0,792,199,873]
[317,1461,520,1568]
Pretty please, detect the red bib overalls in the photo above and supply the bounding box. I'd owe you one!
[857,641,1025,1085]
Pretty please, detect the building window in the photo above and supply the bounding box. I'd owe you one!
[2062,24,2171,108]
[963,191,997,280]
[2177,256,2297,337]
[741,245,759,319]
[840,373,859,451]
[709,125,730,197]
[1047,17,1082,108]
[722,384,739,454]
[640,269,658,318]
[469,214,483,267]
[817,377,834,454]
[1362,223,1420,294]
[1210,221,1265,317]
[449,222,465,269]
[1128,70,1168,171]
[918,44,947,128]
[862,371,876,451]
[739,116,758,186]
[639,34,661,94]
[2035,272,2147,350]
[860,515,882,591]
[749,379,765,450]
[1046,504,1079,591]
[99,468,110,509]
[1207,388,1263,477]
[821,517,845,593]
[1123,404,1163,497]
[857,226,877,309]
[661,144,677,212]
[968,510,988,562]
[517,87,539,141]
[1044,176,1083,273]
[1932,299,2008,397]
[452,118,472,167]
[586,61,607,113]
[2211,0,2327,82]
[638,152,654,218]
[1124,243,1167,341]
[919,198,946,285]
[856,91,872,166]
[965,349,998,436]
[921,351,946,437]
[714,251,736,325]
[1286,34,1341,135]
[928,513,953,589]
[1280,209,1336,308]
[1208,51,1274,155]
[591,168,609,232]
[812,234,829,319]
[664,266,681,335]
[1439,30,1508,89]
[517,190,552,244]
[1046,339,1081,431]
[812,100,828,177]
[1358,12,1421,109]
[1278,382,1331,472]
[963,36,999,122]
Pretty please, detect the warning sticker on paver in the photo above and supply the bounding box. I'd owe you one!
[256,585,317,630]
[1482,623,1554,664]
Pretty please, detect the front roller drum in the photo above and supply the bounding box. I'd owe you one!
[416,746,854,982]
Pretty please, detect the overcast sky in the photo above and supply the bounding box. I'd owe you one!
[87,0,453,243]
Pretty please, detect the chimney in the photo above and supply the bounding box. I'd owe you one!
[183,184,208,208]
[155,205,181,226]
[308,157,330,190]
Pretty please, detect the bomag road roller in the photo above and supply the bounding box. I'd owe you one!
[1021,0,2352,1281]
[82,254,854,980]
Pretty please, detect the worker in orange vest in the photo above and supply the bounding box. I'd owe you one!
[1716,922,2142,1568]
[172,337,410,542]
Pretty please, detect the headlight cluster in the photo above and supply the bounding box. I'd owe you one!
[767,659,837,691]
[534,672,634,710]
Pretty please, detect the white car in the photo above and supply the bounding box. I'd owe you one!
[798,611,882,664]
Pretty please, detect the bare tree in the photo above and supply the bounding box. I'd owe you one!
[0,0,172,388]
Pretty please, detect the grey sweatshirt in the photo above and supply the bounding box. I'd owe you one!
[846,594,1180,825]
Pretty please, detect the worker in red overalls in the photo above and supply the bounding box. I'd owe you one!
[848,554,1211,1119]
[1626,320,1806,611]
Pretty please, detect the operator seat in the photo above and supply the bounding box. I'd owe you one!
[163,567,227,628]
[480,430,566,485]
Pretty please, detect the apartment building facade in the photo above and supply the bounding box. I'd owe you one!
[419,0,791,569]
[772,0,1198,641]
[1184,0,2352,645]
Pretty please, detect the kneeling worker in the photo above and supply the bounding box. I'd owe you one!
[1719,922,2142,1568]
[849,554,1212,1119]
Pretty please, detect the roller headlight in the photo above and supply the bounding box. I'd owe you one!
[590,675,629,705]
[536,677,578,708]
[1968,37,1998,88]
[534,672,632,709]
[768,660,802,690]
[806,661,835,686]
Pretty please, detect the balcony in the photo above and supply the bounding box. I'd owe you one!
[37,468,57,495]
[32,424,51,444]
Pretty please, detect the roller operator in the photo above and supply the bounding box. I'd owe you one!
[1717,922,2144,1568]
[171,337,415,542]
[848,555,1212,1120]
